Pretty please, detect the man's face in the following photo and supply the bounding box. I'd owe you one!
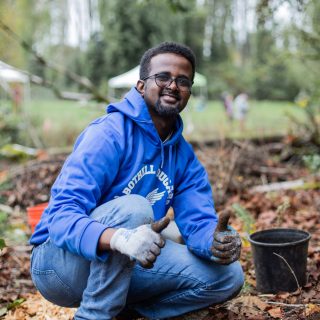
[137,53,193,117]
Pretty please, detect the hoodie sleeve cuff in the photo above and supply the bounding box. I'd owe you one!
[79,221,109,262]
[187,230,214,261]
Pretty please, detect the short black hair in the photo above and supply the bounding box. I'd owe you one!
[139,42,196,81]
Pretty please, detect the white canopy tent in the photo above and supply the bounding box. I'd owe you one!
[0,60,43,109]
[108,65,207,98]
[0,60,31,102]
[0,61,30,83]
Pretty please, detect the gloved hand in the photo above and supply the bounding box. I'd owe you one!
[110,217,170,269]
[211,210,242,265]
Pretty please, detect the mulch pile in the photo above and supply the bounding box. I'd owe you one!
[0,155,65,209]
[0,139,319,319]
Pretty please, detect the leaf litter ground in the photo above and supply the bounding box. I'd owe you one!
[0,139,319,319]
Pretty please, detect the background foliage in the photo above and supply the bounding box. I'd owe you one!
[0,0,319,100]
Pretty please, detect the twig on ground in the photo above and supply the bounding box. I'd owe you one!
[250,179,305,193]
[273,252,305,318]
[264,301,306,308]
[273,252,301,292]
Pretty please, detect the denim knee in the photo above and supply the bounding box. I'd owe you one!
[123,194,154,224]
[91,194,154,229]
[204,261,244,303]
[222,261,244,298]
[181,261,245,308]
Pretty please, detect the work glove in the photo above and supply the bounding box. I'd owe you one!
[110,217,170,269]
[211,210,242,265]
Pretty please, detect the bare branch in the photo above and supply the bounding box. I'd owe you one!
[0,20,109,103]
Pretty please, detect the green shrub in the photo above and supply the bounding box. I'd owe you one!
[303,154,320,173]
[0,104,21,147]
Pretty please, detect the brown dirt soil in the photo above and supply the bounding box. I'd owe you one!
[0,140,319,319]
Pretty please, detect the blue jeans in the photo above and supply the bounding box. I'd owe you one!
[31,195,244,320]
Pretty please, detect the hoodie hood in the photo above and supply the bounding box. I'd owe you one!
[107,87,183,147]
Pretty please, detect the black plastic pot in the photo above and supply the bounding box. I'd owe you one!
[248,228,311,293]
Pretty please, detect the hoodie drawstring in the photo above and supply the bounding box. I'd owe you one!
[168,145,172,174]
[160,143,165,168]
[160,143,173,171]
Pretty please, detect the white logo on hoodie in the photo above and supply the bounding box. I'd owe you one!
[146,188,166,205]
[121,164,174,205]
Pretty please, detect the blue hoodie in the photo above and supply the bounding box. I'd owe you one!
[30,87,218,262]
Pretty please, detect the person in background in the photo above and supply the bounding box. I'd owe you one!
[29,42,243,320]
[12,83,23,113]
[221,92,234,122]
[233,92,249,131]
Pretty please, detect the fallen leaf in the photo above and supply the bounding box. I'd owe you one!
[226,295,269,315]
[268,307,283,319]
[306,303,320,317]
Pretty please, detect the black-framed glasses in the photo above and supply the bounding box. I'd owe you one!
[142,73,193,92]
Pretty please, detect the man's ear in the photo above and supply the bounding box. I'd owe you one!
[136,80,145,96]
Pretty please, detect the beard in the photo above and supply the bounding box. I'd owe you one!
[153,99,180,117]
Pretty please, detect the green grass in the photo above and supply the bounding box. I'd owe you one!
[19,97,308,147]
[24,99,104,147]
[183,98,307,141]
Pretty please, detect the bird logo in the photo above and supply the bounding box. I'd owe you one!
[146,188,166,205]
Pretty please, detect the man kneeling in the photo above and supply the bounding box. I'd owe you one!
[30,42,243,320]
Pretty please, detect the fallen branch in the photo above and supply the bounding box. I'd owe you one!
[250,166,290,176]
[251,179,320,193]
[250,179,305,193]
[264,301,305,308]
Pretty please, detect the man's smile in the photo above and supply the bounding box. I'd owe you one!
[160,91,181,103]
